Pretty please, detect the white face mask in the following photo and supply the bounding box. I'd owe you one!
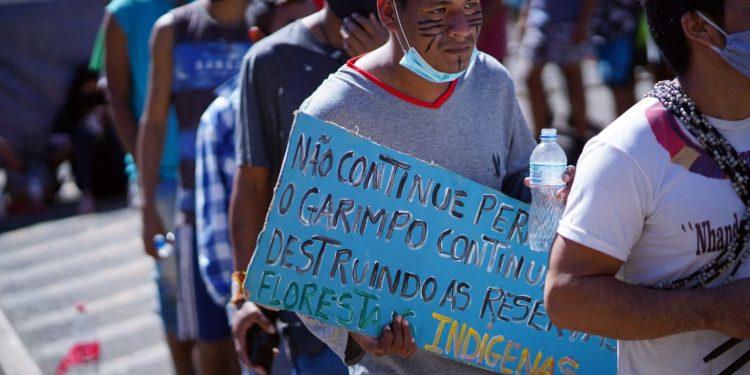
[391,0,478,83]
[697,11,750,80]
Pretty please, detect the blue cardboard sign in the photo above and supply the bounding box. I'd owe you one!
[245,113,616,374]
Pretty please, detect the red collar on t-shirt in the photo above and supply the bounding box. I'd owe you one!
[346,55,457,109]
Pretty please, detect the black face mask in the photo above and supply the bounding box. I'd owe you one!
[327,0,377,19]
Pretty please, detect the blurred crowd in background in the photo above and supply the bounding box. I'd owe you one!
[0,0,672,220]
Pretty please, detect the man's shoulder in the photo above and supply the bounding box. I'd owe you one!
[107,0,166,17]
[243,21,310,62]
[468,52,513,82]
[201,95,235,131]
[298,67,360,114]
[590,97,663,157]
[106,0,135,15]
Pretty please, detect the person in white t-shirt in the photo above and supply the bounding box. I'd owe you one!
[544,0,750,374]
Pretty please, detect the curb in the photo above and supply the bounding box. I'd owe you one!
[0,306,42,375]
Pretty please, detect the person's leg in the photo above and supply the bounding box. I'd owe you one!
[524,62,550,137]
[190,223,241,375]
[519,24,552,137]
[198,339,241,375]
[598,33,637,118]
[154,179,197,375]
[560,62,588,140]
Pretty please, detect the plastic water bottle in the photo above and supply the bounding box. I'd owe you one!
[528,128,567,252]
[67,303,100,374]
[153,232,175,259]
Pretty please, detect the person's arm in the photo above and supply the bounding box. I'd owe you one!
[137,14,174,258]
[229,165,272,272]
[545,236,750,340]
[228,53,278,370]
[104,12,139,156]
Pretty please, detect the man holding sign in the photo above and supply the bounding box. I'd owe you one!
[289,0,575,373]
[230,0,388,373]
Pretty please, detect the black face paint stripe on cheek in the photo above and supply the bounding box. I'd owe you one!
[422,33,440,52]
[416,19,442,25]
[418,24,447,31]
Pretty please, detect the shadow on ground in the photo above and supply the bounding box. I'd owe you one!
[0,197,128,234]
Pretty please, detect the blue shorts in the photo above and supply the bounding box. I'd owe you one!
[597,33,636,86]
[173,192,231,341]
[153,178,179,335]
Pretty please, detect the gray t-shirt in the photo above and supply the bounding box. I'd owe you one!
[297,52,536,375]
[235,20,348,177]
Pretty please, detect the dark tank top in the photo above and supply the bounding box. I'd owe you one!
[170,1,251,202]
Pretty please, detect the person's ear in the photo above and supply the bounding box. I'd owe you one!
[248,26,267,43]
[378,0,399,33]
[682,11,725,50]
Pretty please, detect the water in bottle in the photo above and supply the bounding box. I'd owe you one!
[528,128,567,252]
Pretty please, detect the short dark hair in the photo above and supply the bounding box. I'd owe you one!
[246,0,306,34]
[641,0,725,75]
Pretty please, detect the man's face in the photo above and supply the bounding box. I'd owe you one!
[396,0,481,73]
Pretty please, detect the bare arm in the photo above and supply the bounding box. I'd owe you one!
[228,165,273,369]
[228,165,272,272]
[104,12,138,156]
[544,235,750,340]
[137,14,174,258]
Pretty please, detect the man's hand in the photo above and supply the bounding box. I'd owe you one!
[524,165,576,202]
[556,165,576,201]
[140,205,165,259]
[340,13,388,57]
[231,301,277,372]
[349,315,417,358]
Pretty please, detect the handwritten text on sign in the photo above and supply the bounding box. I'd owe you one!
[245,113,615,374]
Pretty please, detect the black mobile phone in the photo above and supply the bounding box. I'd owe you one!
[327,0,378,20]
[246,324,280,372]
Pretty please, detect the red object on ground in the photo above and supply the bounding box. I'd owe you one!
[54,340,100,375]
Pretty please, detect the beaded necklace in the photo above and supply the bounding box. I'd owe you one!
[647,80,750,290]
